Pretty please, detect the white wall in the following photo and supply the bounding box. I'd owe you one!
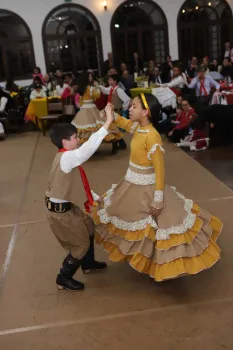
[1,0,233,85]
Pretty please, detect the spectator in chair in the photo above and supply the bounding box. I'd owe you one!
[148,66,162,85]
[220,58,233,80]
[186,57,198,79]
[30,83,47,99]
[208,63,223,81]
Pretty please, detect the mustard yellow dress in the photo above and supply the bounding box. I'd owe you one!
[92,116,222,282]
[71,85,123,144]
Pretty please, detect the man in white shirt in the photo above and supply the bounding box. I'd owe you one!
[46,105,114,291]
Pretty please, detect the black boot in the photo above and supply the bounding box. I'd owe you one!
[81,236,107,274]
[111,141,118,155]
[118,139,127,150]
[56,254,84,291]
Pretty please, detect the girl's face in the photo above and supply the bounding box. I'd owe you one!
[213,59,218,66]
[129,97,149,122]
[34,68,39,74]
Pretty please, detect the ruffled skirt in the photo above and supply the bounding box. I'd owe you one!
[71,106,123,144]
[92,163,222,282]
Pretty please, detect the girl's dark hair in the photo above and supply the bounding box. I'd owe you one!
[137,93,161,129]
[33,76,45,86]
[49,123,77,149]
[88,71,98,85]
[5,78,17,92]
[34,67,41,74]
[77,71,89,96]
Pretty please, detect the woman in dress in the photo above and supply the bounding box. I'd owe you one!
[71,72,124,154]
[92,94,222,282]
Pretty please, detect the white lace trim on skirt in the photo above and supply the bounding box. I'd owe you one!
[125,168,156,185]
[155,187,196,240]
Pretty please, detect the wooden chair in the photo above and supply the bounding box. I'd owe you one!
[36,115,61,136]
[36,99,62,136]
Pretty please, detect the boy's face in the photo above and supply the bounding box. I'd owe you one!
[62,133,80,150]
[108,77,116,87]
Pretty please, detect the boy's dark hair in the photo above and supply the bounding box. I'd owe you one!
[49,123,77,149]
[108,74,120,84]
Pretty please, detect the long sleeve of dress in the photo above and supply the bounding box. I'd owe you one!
[147,134,165,207]
[114,115,139,133]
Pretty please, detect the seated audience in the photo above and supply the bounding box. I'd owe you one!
[208,63,223,81]
[5,78,19,93]
[161,55,173,83]
[202,56,210,73]
[188,65,220,105]
[43,74,52,93]
[176,117,209,151]
[33,67,44,84]
[120,70,135,96]
[30,83,47,99]
[148,66,162,85]
[220,58,233,80]
[159,66,187,95]
[145,60,155,76]
[186,56,198,79]
[120,63,128,75]
[158,99,195,143]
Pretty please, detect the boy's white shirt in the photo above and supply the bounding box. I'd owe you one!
[49,127,108,203]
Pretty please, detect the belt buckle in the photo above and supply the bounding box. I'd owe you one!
[54,203,66,213]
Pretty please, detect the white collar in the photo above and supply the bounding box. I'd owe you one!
[137,128,149,133]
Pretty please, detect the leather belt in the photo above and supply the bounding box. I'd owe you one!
[45,197,73,213]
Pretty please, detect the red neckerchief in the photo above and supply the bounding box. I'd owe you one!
[59,148,94,213]
[107,85,118,103]
[199,78,208,96]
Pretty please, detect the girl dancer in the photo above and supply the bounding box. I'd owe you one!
[92,94,222,282]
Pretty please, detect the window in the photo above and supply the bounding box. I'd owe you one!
[178,0,233,63]
[111,0,169,67]
[42,4,103,75]
[0,10,35,81]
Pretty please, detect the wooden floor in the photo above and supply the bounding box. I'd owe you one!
[188,145,233,191]
[0,132,233,350]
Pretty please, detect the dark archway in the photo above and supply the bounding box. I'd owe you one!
[42,4,103,74]
[111,0,169,69]
[178,0,233,63]
[0,10,35,81]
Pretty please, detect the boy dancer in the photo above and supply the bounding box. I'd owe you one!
[46,106,113,291]
[96,74,129,152]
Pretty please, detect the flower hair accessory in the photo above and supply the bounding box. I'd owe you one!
[141,93,151,118]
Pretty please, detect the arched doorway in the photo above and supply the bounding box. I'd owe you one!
[0,10,35,81]
[42,4,103,75]
[178,0,233,63]
[111,0,169,68]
